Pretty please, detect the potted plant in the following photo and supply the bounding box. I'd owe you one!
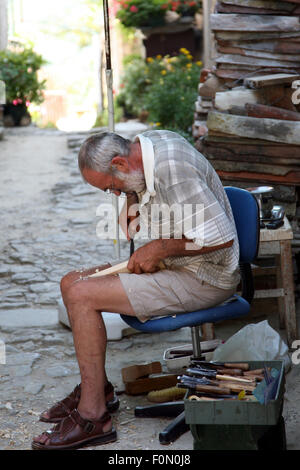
[116,0,171,28]
[171,0,202,17]
[0,43,46,126]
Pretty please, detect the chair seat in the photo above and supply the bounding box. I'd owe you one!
[121,294,250,333]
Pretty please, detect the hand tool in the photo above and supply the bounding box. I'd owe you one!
[177,381,232,396]
[179,375,255,394]
[190,362,244,376]
[186,367,255,384]
[191,360,250,371]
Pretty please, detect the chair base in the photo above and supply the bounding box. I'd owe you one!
[134,402,189,445]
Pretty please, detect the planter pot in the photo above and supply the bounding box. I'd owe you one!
[3,103,31,127]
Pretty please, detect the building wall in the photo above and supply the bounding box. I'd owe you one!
[0,0,8,51]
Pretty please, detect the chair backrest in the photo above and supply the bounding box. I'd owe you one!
[225,186,259,263]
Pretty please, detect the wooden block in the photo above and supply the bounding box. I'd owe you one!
[208,159,297,176]
[211,14,300,32]
[198,76,225,98]
[202,146,300,166]
[222,0,295,10]
[216,67,300,82]
[245,103,300,121]
[214,88,262,111]
[216,53,300,69]
[207,111,300,145]
[218,40,300,55]
[215,169,300,185]
[244,73,300,88]
[217,47,300,63]
[215,31,300,41]
[121,361,162,382]
[216,4,292,15]
[124,374,178,395]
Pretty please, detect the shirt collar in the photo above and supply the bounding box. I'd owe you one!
[135,133,156,206]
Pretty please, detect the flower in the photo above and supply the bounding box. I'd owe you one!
[187,54,193,60]
[161,69,167,75]
[156,54,162,60]
[129,5,138,12]
[147,57,154,63]
[180,48,190,55]
[186,63,192,69]
[196,60,202,66]
[12,98,23,105]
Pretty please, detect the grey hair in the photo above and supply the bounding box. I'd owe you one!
[78,132,131,175]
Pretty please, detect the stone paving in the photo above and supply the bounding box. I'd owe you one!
[0,124,299,451]
[0,123,196,450]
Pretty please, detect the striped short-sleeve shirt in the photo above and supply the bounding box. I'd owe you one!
[135,130,240,290]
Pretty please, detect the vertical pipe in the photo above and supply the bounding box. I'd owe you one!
[202,0,212,68]
[103,0,120,259]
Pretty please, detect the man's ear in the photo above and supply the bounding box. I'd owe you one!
[111,156,129,173]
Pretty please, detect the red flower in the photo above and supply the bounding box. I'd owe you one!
[129,5,138,12]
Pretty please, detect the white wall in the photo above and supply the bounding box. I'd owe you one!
[0,0,8,51]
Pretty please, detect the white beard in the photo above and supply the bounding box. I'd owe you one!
[118,169,146,194]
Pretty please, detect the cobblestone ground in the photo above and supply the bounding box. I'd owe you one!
[0,125,196,451]
[0,125,299,451]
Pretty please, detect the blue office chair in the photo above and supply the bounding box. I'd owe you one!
[121,187,260,444]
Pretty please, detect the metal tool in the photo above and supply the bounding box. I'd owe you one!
[186,367,254,384]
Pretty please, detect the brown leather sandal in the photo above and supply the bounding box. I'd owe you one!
[32,409,117,450]
[39,382,119,423]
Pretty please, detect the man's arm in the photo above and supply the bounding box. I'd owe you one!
[127,237,233,274]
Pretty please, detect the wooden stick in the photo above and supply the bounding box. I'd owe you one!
[216,374,255,384]
[88,260,166,278]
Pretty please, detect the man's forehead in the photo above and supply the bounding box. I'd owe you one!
[82,168,108,184]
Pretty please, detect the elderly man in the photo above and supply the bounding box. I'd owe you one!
[32,130,239,450]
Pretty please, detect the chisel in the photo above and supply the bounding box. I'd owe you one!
[191,360,250,371]
[186,367,255,384]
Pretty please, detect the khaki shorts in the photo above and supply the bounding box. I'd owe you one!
[119,268,237,323]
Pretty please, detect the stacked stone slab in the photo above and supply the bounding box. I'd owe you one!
[193,1,300,254]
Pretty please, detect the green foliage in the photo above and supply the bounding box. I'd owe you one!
[116,0,170,28]
[116,56,150,117]
[116,0,202,29]
[116,49,202,135]
[0,44,46,105]
[93,100,124,127]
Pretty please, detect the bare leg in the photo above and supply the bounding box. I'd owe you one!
[60,275,135,428]
[59,264,112,386]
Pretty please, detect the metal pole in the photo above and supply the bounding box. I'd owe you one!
[103,0,120,259]
[202,0,212,68]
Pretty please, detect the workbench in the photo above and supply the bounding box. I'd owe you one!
[255,216,297,347]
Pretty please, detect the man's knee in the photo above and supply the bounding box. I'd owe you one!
[60,271,79,298]
[64,280,92,308]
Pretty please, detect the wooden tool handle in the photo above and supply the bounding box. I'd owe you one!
[88,260,166,278]
[217,368,243,376]
[194,384,231,395]
[219,382,256,394]
[216,374,255,384]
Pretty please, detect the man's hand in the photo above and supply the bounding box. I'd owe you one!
[118,192,140,241]
[127,237,234,275]
[127,241,163,274]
